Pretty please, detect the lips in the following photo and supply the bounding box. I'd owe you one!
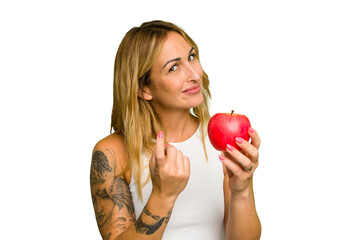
[182,84,201,93]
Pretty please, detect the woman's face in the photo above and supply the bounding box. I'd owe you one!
[91,181,115,228]
[146,31,204,112]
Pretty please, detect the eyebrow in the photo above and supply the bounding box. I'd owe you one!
[162,47,195,69]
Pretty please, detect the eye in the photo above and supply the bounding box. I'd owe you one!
[101,192,110,199]
[188,53,196,61]
[100,192,109,199]
[169,65,178,72]
[97,189,110,199]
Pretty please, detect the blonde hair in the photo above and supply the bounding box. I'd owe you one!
[111,20,211,199]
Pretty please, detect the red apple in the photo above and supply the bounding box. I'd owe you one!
[208,110,251,151]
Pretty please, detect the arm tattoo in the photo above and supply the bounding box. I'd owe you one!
[109,176,135,217]
[144,207,161,220]
[164,211,171,224]
[135,206,172,235]
[90,150,113,184]
[90,149,136,238]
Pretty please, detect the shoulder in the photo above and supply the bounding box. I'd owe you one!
[94,133,126,155]
[92,133,129,179]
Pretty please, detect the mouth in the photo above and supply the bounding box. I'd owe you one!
[182,84,201,94]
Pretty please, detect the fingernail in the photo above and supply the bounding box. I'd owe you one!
[236,137,244,144]
[158,131,164,138]
[249,127,255,133]
[219,154,225,161]
[226,144,234,151]
[164,144,169,148]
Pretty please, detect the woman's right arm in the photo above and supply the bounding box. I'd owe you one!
[90,132,190,240]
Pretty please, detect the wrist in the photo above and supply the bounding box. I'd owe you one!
[231,186,251,201]
[150,189,177,209]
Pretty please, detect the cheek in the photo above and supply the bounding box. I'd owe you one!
[160,78,182,94]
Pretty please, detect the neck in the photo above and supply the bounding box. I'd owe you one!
[156,109,199,143]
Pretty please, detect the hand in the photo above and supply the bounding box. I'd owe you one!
[220,127,261,194]
[149,131,190,201]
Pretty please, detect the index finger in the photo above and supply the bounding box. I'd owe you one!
[155,131,166,163]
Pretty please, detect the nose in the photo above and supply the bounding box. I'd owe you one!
[96,205,104,215]
[93,196,102,212]
[185,62,202,82]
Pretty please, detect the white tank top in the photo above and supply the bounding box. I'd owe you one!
[129,126,226,239]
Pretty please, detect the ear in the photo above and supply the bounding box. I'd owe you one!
[138,86,153,101]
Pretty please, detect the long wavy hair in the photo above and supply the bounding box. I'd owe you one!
[111,20,211,199]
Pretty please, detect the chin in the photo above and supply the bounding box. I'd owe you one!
[188,94,204,108]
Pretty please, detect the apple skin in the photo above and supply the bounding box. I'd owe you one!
[208,112,251,152]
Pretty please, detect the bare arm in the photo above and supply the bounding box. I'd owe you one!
[90,147,136,239]
[224,177,261,240]
[115,193,175,240]
[91,132,189,240]
[222,128,262,240]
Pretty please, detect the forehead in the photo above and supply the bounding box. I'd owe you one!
[156,32,191,62]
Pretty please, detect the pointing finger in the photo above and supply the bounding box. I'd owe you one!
[155,131,166,165]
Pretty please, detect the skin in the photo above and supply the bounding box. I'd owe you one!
[93,183,115,228]
[141,31,203,141]
[222,128,262,240]
[142,32,203,109]
[91,31,261,240]
[90,147,135,240]
[91,151,116,228]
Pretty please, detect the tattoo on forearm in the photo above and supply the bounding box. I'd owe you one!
[144,206,161,220]
[135,206,172,235]
[164,211,171,224]
[135,217,165,235]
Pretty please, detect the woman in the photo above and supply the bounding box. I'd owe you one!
[90,20,261,240]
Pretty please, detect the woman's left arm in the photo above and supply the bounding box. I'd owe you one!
[221,128,261,240]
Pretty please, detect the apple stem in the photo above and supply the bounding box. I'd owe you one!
[231,110,234,115]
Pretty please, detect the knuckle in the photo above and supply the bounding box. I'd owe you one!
[166,147,175,155]
[155,150,163,157]
[185,157,190,165]
[244,162,252,170]
[252,150,259,159]
[177,150,183,157]
[167,145,174,150]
